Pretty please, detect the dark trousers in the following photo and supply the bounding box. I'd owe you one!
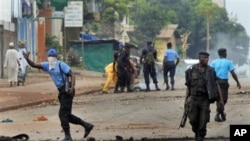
[143,63,158,85]
[216,80,229,112]
[187,95,210,138]
[58,87,82,130]
[163,62,176,86]
[117,69,131,90]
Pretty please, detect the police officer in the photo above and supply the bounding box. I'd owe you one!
[140,41,160,91]
[117,43,133,92]
[163,42,180,90]
[210,48,241,122]
[184,51,224,141]
[23,49,94,141]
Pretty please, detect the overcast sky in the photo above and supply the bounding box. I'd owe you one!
[226,0,250,36]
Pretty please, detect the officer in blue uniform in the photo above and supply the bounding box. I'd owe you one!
[23,49,93,141]
[163,42,180,90]
[210,48,241,122]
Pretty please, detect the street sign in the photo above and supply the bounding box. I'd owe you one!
[53,11,64,18]
[68,1,83,7]
[64,1,83,27]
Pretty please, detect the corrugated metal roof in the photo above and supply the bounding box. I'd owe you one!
[157,24,178,38]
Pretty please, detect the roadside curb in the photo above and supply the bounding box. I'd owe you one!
[0,87,102,112]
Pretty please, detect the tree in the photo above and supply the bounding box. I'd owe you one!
[100,0,129,24]
[196,0,219,52]
[133,0,167,41]
[45,34,64,59]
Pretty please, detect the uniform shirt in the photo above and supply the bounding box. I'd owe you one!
[141,46,157,59]
[117,49,130,69]
[41,61,70,88]
[164,49,179,62]
[210,58,234,79]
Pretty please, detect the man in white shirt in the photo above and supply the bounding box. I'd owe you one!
[4,42,20,87]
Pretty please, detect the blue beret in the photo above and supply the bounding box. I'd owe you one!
[47,48,57,56]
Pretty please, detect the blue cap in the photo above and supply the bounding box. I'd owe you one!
[47,48,57,56]
[119,42,125,48]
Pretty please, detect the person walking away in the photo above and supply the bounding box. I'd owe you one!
[102,61,118,94]
[163,42,179,90]
[184,51,224,141]
[17,40,29,86]
[210,48,241,122]
[4,42,20,87]
[140,41,160,91]
[23,48,93,141]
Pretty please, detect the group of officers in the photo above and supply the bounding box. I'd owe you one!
[102,41,180,93]
[102,41,242,141]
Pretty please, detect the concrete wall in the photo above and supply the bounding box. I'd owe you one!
[0,26,17,78]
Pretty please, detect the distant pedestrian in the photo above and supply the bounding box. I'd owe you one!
[17,40,29,86]
[23,48,94,141]
[210,48,241,122]
[184,51,224,141]
[4,42,20,87]
[163,42,179,90]
[140,41,160,91]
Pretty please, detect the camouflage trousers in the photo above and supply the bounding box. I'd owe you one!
[187,95,210,138]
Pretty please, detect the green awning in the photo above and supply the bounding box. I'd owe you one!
[51,0,68,11]
[35,0,42,5]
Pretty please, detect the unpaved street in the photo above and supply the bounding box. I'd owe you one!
[0,73,250,141]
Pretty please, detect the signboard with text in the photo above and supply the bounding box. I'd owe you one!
[64,1,83,27]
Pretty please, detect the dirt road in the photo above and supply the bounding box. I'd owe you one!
[0,71,250,141]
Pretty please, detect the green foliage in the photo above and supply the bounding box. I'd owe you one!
[45,34,64,58]
[100,0,129,24]
[98,0,249,65]
[196,0,219,19]
[134,1,167,40]
[166,10,179,24]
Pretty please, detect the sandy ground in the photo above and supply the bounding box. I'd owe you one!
[0,70,250,141]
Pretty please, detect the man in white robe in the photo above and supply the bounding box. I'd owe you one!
[4,42,20,87]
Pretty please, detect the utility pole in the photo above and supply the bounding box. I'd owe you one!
[0,25,4,78]
[81,0,84,66]
[206,15,210,53]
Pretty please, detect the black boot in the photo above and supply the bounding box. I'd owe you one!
[196,136,204,141]
[155,84,160,91]
[62,128,72,141]
[80,120,94,138]
[214,112,222,122]
[221,112,226,121]
[145,84,150,92]
[114,83,119,93]
[61,135,72,141]
[171,84,175,90]
[165,84,170,90]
